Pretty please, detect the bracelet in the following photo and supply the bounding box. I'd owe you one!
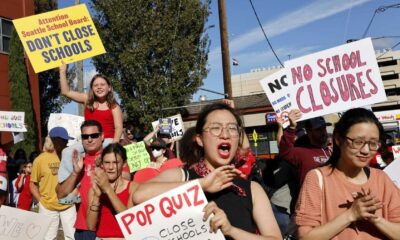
[89,205,99,212]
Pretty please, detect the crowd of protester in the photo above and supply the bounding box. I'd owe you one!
[0,67,399,240]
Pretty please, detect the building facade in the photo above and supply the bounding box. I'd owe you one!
[0,0,41,147]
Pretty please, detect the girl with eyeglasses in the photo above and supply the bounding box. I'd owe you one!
[86,143,138,239]
[133,102,282,240]
[57,63,124,204]
[295,108,400,240]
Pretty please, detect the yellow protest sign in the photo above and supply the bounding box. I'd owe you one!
[124,141,151,173]
[12,4,106,73]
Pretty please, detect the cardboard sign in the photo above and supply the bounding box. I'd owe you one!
[158,118,173,135]
[0,111,27,132]
[285,38,386,121]
[152,114,185,141]
[13,4,106,73]
[48,113,84,146]
[259,69,291,128]
[124,141,151,173]
[0,206,51,240]
[116,180,225,240]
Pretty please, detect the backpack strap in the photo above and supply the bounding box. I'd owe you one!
[314,168,323,190]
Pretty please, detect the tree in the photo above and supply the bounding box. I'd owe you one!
[35,0,75,138]
[8,29,37,154]
[91,0,210,130]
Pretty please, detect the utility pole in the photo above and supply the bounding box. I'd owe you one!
[218,0,232,99]
[76,0,84,116]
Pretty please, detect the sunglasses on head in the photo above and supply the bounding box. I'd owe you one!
[81,133,101,140]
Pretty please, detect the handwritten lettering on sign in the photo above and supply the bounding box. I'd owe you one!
[0,206,51,240]
[116,180,225,240]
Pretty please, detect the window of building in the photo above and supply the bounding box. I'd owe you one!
[1,18,13,53]
[378,59,398,67]
[381,73,399,81]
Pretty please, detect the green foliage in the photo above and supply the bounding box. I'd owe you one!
[8,29,37,154]
[91,0,210,131]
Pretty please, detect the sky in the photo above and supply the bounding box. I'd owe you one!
[59,0,400,114]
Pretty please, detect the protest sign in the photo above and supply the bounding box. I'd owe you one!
[0,111,27,132]
[384,145,400,188]
[152,114,185,141]
[12,132,25,144]
[116,180,225,240]
[260,69,291,127]
[12,4,106,73]
[158,118,173,135]
[124,141,151,173]
[285,38,386,121]
[48,113,84,146]
[0,206,51,240]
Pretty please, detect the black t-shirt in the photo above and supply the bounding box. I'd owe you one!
[186,169,257,238]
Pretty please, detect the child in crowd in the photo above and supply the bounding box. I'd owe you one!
[15,161,33,210]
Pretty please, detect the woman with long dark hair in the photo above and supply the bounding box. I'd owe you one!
[295,108,400,240]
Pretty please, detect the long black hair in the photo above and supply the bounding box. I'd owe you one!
[325,108,385,169]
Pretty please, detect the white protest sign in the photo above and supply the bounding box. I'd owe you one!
[285,38,386,121]
[48,113,84,145]
[116,180,225,240]
[259,69,291,128]
[152,114,185,141]
[0,206,51,240]
[12,132,25,144]
[384,146,400,188]
[0,111,27,132]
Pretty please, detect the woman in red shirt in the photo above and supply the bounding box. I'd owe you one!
[86,143,138,239]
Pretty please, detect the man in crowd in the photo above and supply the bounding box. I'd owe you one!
[56,120,104,240]
[30,127,76,239]
[279,109,331,186]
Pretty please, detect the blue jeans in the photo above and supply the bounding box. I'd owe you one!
[74,229,96,240]
[272,203,290,236]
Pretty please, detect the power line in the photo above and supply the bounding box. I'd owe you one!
[248,0,284,67]
[362,3,400,38]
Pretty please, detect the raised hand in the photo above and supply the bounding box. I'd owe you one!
[349,188,382,222]
[59,61,67,73]
[72,149,83,175]
[93,167,112,193]
[200,165,245,193]
[288,109,302,129]
[203,201,233,235]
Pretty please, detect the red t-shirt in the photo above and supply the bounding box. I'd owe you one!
[16,175,32,210]
[134,158,184,183]
[0,148,7,178]
[97,182,131,238]
[84,107,115,139]
[75,153,98,230]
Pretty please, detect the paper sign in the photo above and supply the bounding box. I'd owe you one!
[158,118,173,135]
[12,4,106,73]
[0,111,27,132]
[124,141,151,173]
[0,206,51,240]
[285,38,386,121]
[152,114,185,141]
[48,113,84,146]
[259,69,291,128]
[384,146,400,188]
[116,180,225,240]
[12,132,25,144]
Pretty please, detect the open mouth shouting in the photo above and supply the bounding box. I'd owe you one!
[218,142,231,159]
